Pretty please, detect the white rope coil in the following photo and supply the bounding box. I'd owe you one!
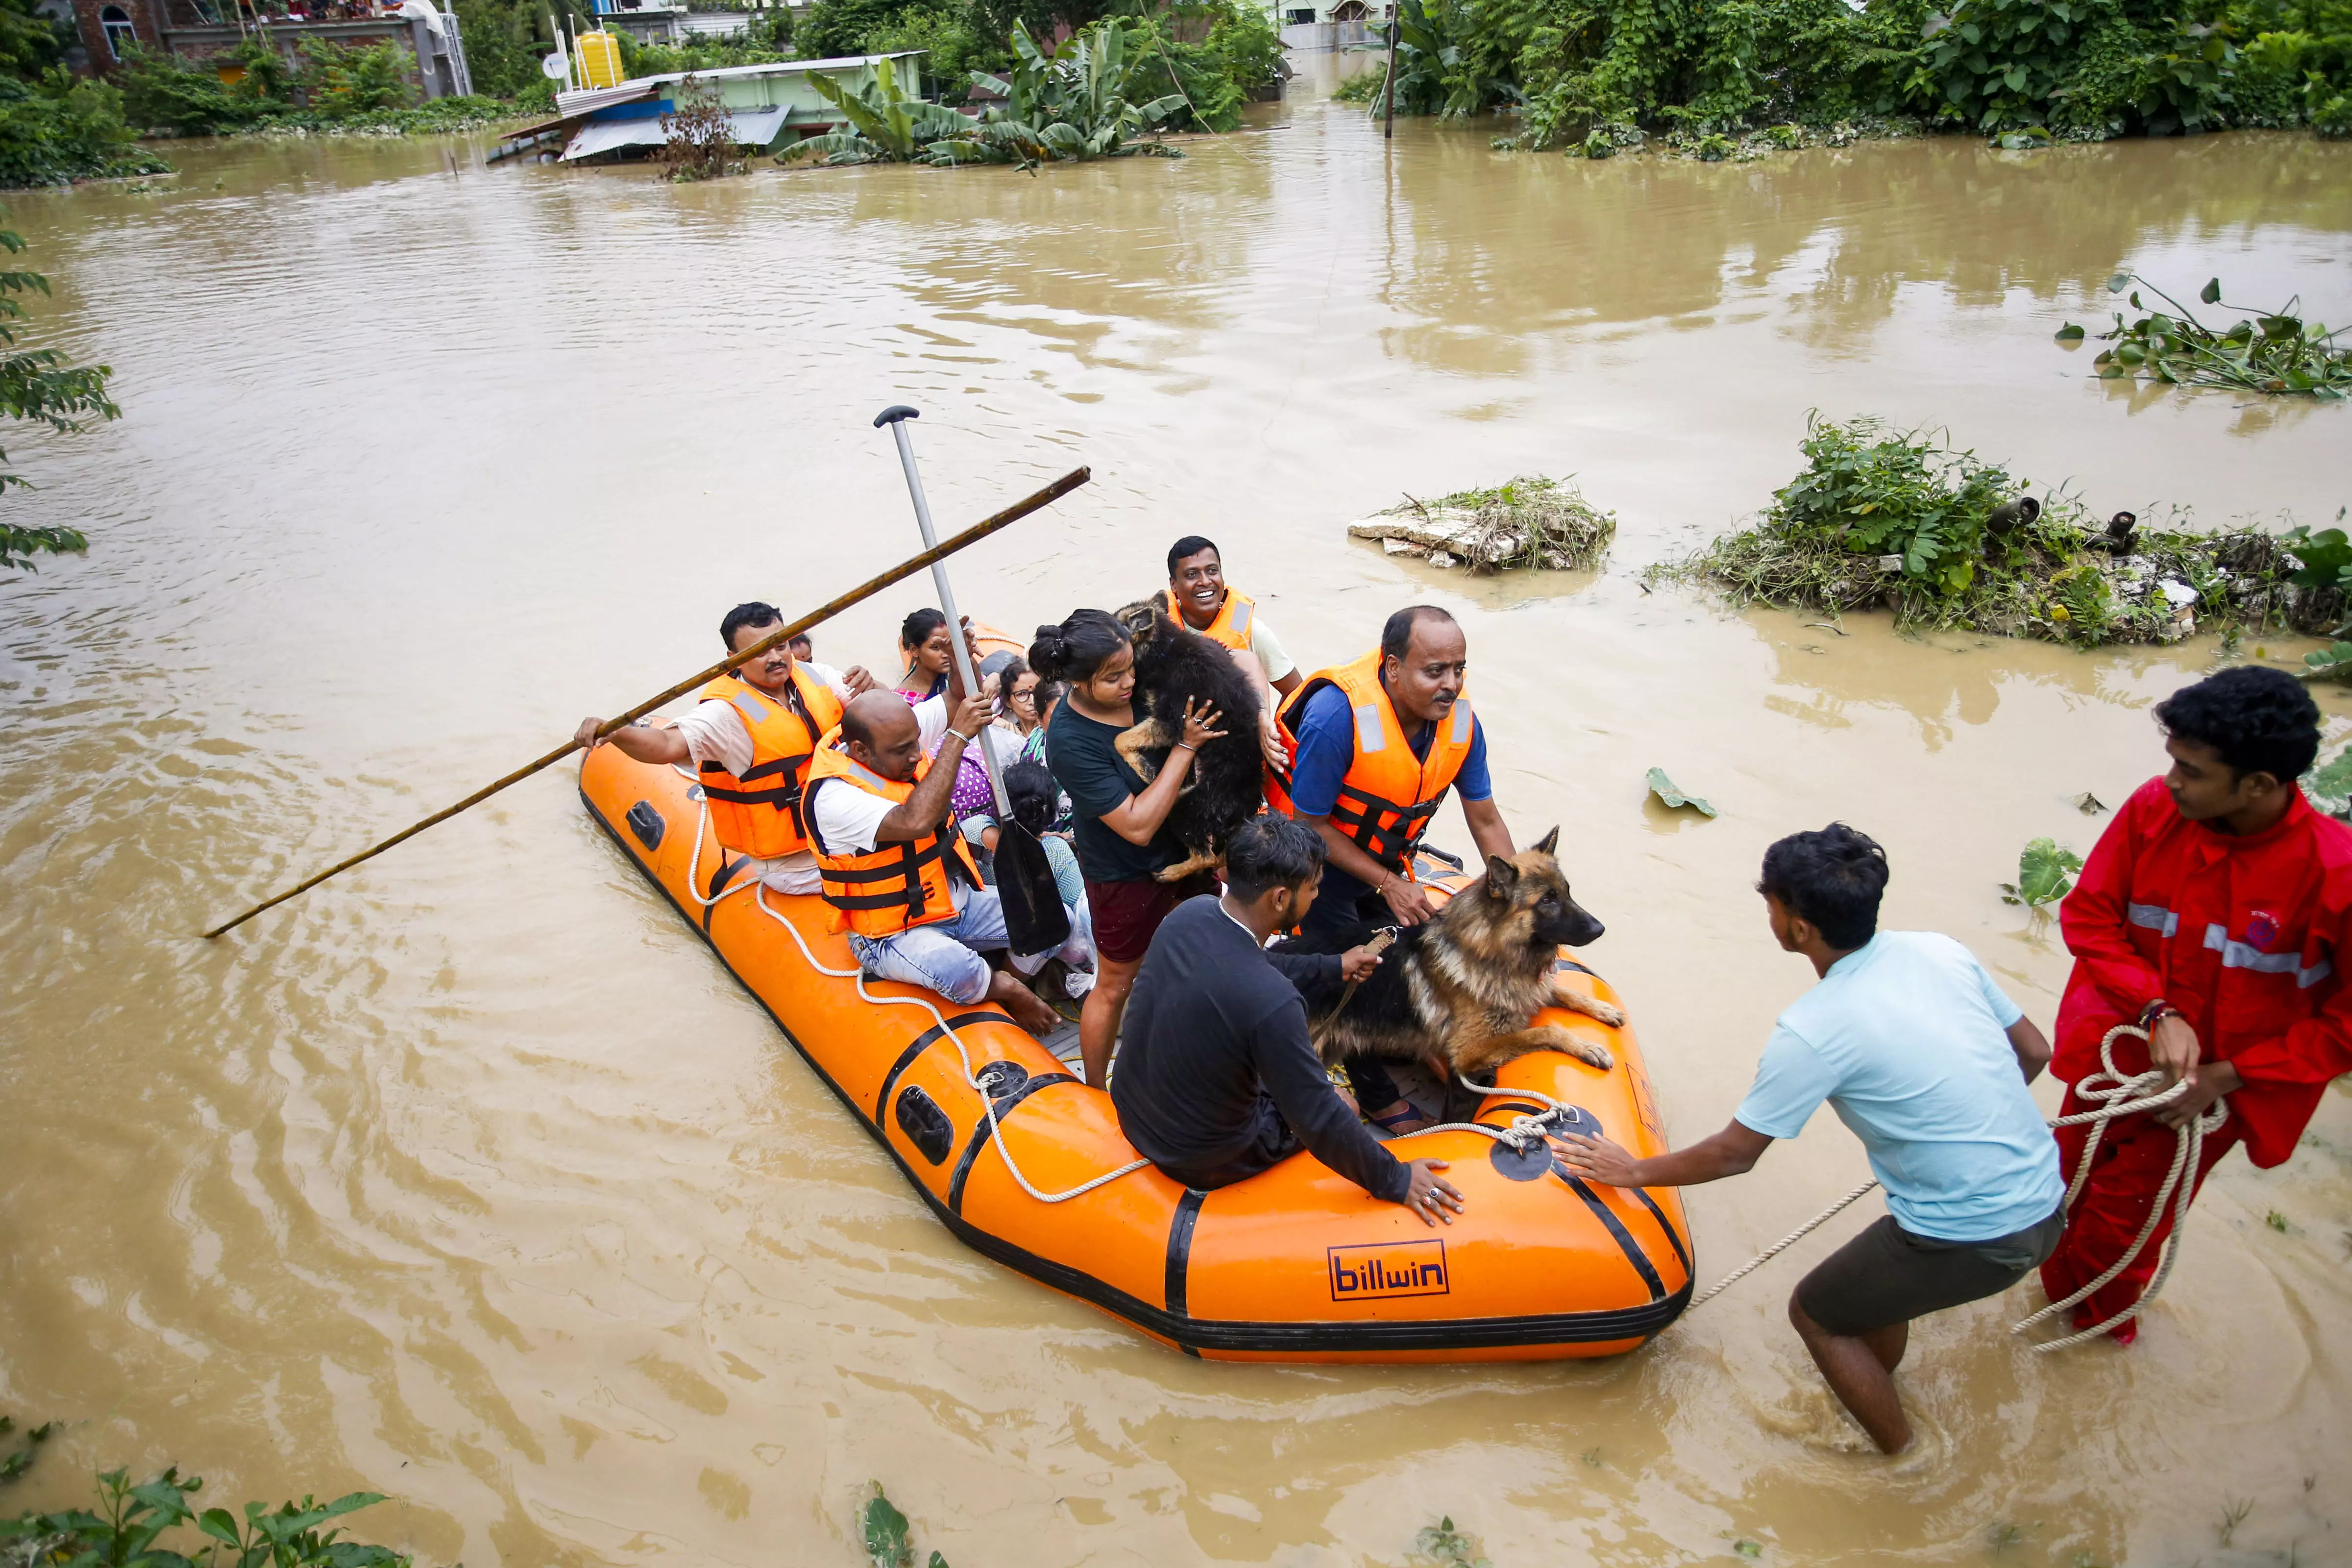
[1683,1023,2225,1351]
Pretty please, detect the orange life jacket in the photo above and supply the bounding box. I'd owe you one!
[804,727,982,938]
[695,667,844,860]
[1266,649,1475,875]
[1158,584,1257,651]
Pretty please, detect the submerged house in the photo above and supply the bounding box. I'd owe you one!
[497,51,925,165]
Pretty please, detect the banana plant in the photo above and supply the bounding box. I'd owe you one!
[956,21,1186,163]
[786,57,975,165]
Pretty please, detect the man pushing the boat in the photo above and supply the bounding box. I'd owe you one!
[1556,826,2064,1454]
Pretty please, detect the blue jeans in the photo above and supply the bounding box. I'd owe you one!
[848,888,1088,1006]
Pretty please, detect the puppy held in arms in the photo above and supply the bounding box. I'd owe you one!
[1109,599,1268,883]
[1278,828,1623,1079]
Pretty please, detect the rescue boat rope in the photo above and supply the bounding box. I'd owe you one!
[2011,1023,2224,1352]
[1671,1024,2221,1347]
[748,880,1152,1205]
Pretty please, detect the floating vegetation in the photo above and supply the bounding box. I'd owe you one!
[2058,273,2352,399]
[1660,414,2343,648]
[0,1465,406,1568]
[1412,1515,1494,1568]
[2002,838,2083,907]
[1646,768,1717,818]
[1347,476,1616,572]
[2304,747,2352,819]
[863,1483,950,1568]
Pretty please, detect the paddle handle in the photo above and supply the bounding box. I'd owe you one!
[202,465,1088,938]
[880,407,1016,820]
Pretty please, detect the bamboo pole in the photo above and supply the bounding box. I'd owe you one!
[202,466,1091,939]
[1382,3,1398,139]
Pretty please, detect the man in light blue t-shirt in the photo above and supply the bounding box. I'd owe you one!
[1558,824,2064,1455]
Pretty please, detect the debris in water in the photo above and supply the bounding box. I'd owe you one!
[1653,414,2344,648]
[2000,838,2083,907]
[1646,768,1716,818]
[2071,791,2107,815]
[1348,475,1616,573]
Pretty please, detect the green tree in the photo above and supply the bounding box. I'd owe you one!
[1,218,117,573]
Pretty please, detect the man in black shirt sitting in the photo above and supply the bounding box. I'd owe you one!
[1111,815,1468,1224]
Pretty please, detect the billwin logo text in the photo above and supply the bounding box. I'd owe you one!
[1327,1240,1450,1301]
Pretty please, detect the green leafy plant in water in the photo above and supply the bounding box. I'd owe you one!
[0,1465,405,1568]
[2001,837,2083,906]
[862,1482,950,1568]
[2082,272,2351,400]
[1647,767,1717,817]
[1413,1515,1494,1568]
[939,20,1188,166]
[2303,745,2352,817]
[2303,642,2352,685]
[0,1418,55,1486]
[788,56,976,165]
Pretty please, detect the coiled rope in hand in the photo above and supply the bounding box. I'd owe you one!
[1672,1024,2223,1348]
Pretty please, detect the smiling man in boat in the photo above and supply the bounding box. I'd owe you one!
[574,602,881,896]
[804,685,1085,1038]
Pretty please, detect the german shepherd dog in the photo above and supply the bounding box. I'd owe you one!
[1278,829,1623,1079]
[1108,599,1266,883]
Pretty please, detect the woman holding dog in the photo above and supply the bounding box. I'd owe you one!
[1032,609,1227,1090]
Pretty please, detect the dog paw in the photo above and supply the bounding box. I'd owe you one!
[1585,1000,1626,1029]
[1573,1041,1617,1074]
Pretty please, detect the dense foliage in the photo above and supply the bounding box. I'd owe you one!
[117,40,514,135]
[1351,0,2352,146]
[0,69,168,186]
[1,218,117,570]
[1668,413,2339,647]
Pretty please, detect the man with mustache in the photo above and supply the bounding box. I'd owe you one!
[574,602,882,896]
[1268,604,1519,1132]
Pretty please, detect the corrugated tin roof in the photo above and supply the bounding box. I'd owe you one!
[560,103,791,161]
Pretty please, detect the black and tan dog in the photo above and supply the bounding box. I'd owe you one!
[1278,829,1622,1079]
[1109,598,1267,882]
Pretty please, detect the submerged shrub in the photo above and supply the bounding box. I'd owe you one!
[1663,414,2331,647]
[0,71,167,188]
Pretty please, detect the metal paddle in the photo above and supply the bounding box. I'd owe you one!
[876,404,1070,956]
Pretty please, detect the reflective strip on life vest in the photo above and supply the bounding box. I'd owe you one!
[2202,922,2334,988]
[2129,902,2181,938]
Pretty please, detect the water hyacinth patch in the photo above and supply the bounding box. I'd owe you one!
[2069,272,2352,399]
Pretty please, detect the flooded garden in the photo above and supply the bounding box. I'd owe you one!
[2,64,2349,1568]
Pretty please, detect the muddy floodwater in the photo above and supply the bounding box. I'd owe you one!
[5,67,2351,1567]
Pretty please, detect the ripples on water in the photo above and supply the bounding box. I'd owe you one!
[2,80,2349,1566]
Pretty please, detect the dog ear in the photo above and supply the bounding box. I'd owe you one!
[1532,826,1559,858]
[1484,855,1519,901]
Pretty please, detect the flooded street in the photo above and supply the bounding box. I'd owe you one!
[4,68,2350,1566]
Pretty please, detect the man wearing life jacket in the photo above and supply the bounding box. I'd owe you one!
[1268,604,1522,1131]
[574,602,882,895]
[2043,666,2352,1344]
[806,687,1086,1037]
[1163,535,1299,770]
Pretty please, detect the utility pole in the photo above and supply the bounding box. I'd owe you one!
[1381,2,1397,140]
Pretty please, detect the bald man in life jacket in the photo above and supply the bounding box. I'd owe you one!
[806,681,1089,1037]
[574,601,885,897]
[1266,604,1522,1132]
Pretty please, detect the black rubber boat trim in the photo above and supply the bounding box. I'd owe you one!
[948,1072,1079,1214]
[875,1011,1006,1123]
[1625,1184,1692,1277]
[1553,1166,1668,1300]
[585,788,1690,1353]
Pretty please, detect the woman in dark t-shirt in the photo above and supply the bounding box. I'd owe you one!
[1035,609,1225,1090]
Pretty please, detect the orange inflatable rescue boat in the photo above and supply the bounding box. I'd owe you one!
[580,700,1693,1364]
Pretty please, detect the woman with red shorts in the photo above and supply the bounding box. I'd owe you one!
[1032,609,1225,1090]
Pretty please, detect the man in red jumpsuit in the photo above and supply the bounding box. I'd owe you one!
[2046,665,2352,1342]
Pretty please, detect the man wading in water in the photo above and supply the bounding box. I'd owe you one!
[1557,826,2064,1454]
